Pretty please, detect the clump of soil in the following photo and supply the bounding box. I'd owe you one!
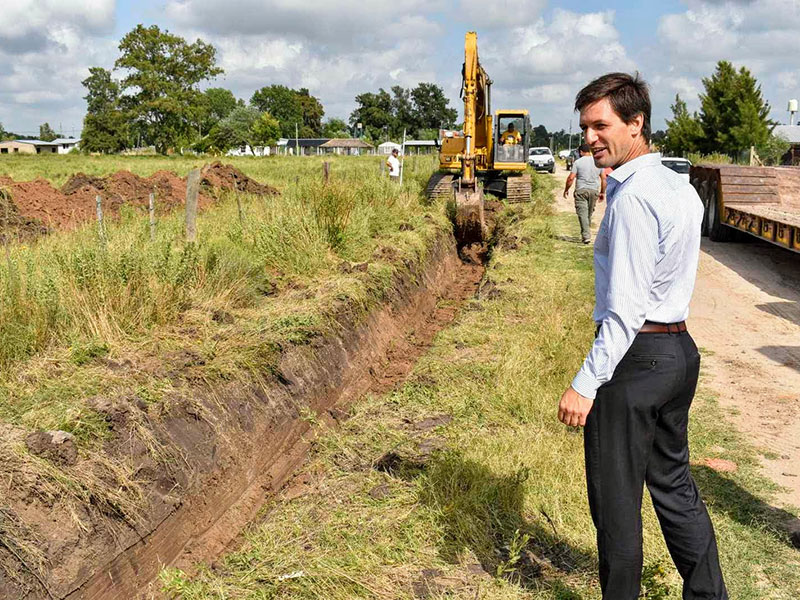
[200,162,279,196]
[0,163,279,235]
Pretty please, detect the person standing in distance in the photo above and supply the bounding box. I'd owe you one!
[386,147,401,182]
[563,143,607,243]
[557,72,727,600]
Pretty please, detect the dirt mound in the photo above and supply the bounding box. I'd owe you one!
[0,164,279,234]
[200,161,279,196]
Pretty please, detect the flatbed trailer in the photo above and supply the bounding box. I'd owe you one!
[691,164,800,252]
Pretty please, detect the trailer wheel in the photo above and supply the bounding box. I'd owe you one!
[706,183,733,242]
[698,180,710,237]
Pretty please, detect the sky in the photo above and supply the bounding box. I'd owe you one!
[2,0,800,139]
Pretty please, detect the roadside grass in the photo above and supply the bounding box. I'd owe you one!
[0,155,449,548]
[162,188,800,599]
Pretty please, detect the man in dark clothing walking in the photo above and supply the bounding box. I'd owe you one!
[557,72,727,600]
[563,143,606,243]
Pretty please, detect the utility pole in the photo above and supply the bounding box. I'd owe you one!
[568,119,572,152]
[399,128,406,186]
[295,122,299,156]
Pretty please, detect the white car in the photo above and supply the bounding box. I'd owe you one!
[528,147,555,173]
[661,157,692,182]
[558,149,571,159]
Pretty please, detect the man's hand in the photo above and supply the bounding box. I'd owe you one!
[598,192,606,203]
[558,386,594,427]
[563,188,569,199]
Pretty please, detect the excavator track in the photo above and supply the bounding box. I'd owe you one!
[425,172,456,202]
[505,174,532,203]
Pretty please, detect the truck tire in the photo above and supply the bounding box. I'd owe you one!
[706,183,733,242]
[697,180,710,237]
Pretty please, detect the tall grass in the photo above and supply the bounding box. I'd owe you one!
[0,155,444,435]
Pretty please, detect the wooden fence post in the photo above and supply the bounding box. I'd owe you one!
[185,169,200,243]
[1,189,11,269]
[236,194,245,228]
[323,161,330,185]
[95,194,105,242]
[149,192,156,241]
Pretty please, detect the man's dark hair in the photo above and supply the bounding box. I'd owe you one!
[574,72,651,142]
[507,123,515,129]
[579,143,591,153]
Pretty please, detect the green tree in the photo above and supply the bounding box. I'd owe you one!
[663,94,703,156]
[250,112,281,147]
[349,89,394,142]
[391,85,416,137]
[697,61,772,156]
[296,88,324,136]
[115,24,222,154]
[80,67,128,153]
[199,87,238,135]
[757,133,791,165]
[0,122,6,141]
[531,124,550,147]
[210,106,259,151]
[411,83,457,132]
[39,122,57,141]
[322,118,350,138]
[251,85,303,138]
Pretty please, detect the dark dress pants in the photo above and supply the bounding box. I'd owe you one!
[584,331,727,599]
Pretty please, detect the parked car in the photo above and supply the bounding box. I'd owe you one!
[528,147,555,173]
[565,149,581,171]
[557,149,571,160]
[661,157,692,181]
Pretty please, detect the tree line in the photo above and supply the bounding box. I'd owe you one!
[663,60,788,163]
[78,25,460,155]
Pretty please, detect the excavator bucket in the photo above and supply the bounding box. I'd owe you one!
[453,187,486,245]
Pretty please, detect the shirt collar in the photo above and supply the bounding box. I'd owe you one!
[608,152,662,185]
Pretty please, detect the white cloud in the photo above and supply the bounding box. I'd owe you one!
[162,0,445,122]
[0,1,117,135]
[654,0,800,125]
[476,9,634,127]
[456,0,547,29]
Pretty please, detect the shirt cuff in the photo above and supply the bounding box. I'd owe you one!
[570,370,599,400]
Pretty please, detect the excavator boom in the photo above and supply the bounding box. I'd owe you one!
[427,32,532,245]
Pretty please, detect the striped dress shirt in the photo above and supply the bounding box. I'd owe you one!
[571,152,704,400]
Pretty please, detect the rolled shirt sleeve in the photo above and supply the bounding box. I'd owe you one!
[571,194,660,399]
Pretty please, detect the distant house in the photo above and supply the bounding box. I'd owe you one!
[226,144,270,157]
[774,125,800,165]
[0,138,80,155]
[276,138,332,156]
[320,138,374,155]
[378,141,402,155]
[404,140,438,155]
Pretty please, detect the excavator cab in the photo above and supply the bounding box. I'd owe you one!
[494,111,530,168]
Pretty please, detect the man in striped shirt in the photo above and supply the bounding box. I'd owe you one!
[557,73,727,600]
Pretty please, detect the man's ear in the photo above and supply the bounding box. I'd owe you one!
[628,113,644,138]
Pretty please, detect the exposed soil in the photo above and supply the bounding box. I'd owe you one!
[0,200,493,600]
[199,161,279,196]
[0,163,279,235]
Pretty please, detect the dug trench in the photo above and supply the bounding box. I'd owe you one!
[0,199,508,600]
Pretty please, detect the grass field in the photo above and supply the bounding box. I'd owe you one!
[160,184,800,599]
[0,154,456,555]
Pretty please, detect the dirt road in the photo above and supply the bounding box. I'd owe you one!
[551,164,800,510]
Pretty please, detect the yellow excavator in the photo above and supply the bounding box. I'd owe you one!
[426,31,531,244]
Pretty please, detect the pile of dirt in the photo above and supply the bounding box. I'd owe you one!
[0,183,50,241]
[200,161,279,196]
[0,163,279,234]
